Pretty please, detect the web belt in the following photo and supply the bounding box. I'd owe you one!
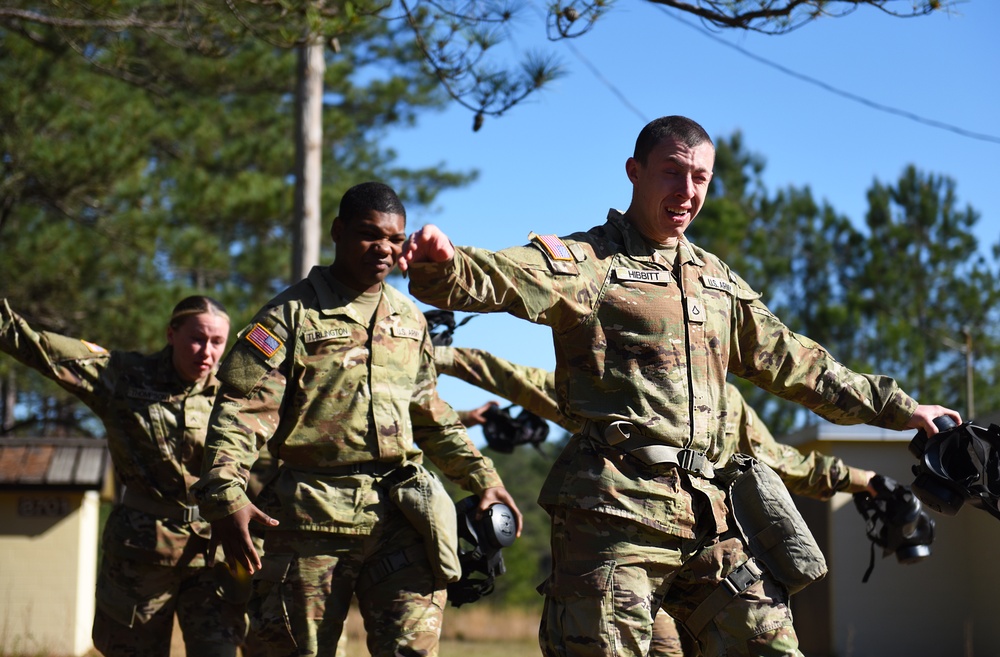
[583,420,716,479]
[121,487,201,523]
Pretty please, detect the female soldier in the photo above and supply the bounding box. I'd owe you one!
[0,296,246,657]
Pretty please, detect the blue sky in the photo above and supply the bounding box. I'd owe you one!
[383,1,1000,443]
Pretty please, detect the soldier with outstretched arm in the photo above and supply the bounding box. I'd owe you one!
[437,345,884,656]
[0,296,248,657]
[194,182,521,657]
[400,115,958,657]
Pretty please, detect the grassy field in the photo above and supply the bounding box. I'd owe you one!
[136,605,540,657]
[341,605,540,657]
[1,602,540,657]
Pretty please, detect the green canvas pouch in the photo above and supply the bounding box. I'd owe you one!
[720,454,828,594]
[385,463,462,583]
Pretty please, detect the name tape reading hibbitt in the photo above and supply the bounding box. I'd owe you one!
[614,268,674,284]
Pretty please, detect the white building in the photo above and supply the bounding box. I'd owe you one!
[785,416,1000,657]
[0,437,111,657]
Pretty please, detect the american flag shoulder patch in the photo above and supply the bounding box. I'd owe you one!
[80,340,108,354]
[246,323,282,358]
[532,233,573,262]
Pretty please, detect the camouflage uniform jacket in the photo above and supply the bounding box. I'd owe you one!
[0,299,219,566]
[194,266,501,534]
[436,345,869,500]
[409,210,916,538]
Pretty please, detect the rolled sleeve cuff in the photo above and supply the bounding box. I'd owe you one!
[466,467,504,495]
[868,390,919,431]
[195,485,252,522]
[844,467,875,494]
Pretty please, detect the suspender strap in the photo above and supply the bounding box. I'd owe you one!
[121,487,201,523]
[684,558,764,637]
[583,420,716,478]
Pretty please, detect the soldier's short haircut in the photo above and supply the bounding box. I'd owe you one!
[633,116,714,166]
[168,296,229,330]
[338,181,406,224]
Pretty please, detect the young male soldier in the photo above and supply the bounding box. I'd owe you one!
[398,115,960,657]
[435,345,881,657]
[194,181,521,657]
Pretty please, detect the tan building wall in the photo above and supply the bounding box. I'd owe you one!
[0,489,100,657]
[786,422,1000,657]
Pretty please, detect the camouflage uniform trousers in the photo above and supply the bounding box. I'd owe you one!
[649,609,684,657]
[247,507,446,657]
[92,554,249,657]
[538,509,800,657]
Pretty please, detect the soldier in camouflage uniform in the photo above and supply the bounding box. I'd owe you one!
[193,181,521,657]
[0,296,246,657]
[399,115,960,657]
[436,345,882,656]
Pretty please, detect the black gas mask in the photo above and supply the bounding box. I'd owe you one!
[909,416,1000,521]
[447,495,517,607]
[424,309,475,347]
[853,474,935,582]
[482,403,550,454]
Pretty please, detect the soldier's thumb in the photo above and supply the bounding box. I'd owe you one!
[252,508,279,527]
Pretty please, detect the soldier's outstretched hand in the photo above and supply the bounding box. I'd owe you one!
[905,404,962,436]
[461,400,500,427]
[208,503,279,574]
[399,225,455,272]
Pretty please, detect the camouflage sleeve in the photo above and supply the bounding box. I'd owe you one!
[725,384,855,500]
[408,245,591,335]
[194,310,292,520]
[412,335,503,494]
[0,298,111,408]
[434,345,580,432]
[726,277,917,431]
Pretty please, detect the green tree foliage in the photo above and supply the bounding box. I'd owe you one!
[0,17,474,434]
[549,0,952,39]
[851,165,1000,417]
[0,0,561,123]
[690,136,1000,434]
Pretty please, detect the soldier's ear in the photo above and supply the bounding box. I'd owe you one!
[331,216,343,244]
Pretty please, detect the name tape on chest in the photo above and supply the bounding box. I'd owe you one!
[702,275,734,295]
[127,387,171,402]
[246,323,283,358]
[304,328,351,343]
[614,267,674,285]
[393,326,423,340]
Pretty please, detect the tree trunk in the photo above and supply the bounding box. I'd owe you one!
[1,370,15,434]
[291,40,325,284]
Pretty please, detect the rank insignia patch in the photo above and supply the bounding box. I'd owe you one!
[246,323,282,358]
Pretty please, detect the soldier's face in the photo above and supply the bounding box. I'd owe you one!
[167,313,230,383]
[624,137,714,243]
[330,210,407,293]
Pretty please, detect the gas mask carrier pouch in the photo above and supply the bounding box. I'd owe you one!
[721,454,828,595]
[383,463,462,583]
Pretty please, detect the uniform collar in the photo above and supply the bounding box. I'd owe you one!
[158,346,220,395]
[309,266,404,323]
[605,209,705,267]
